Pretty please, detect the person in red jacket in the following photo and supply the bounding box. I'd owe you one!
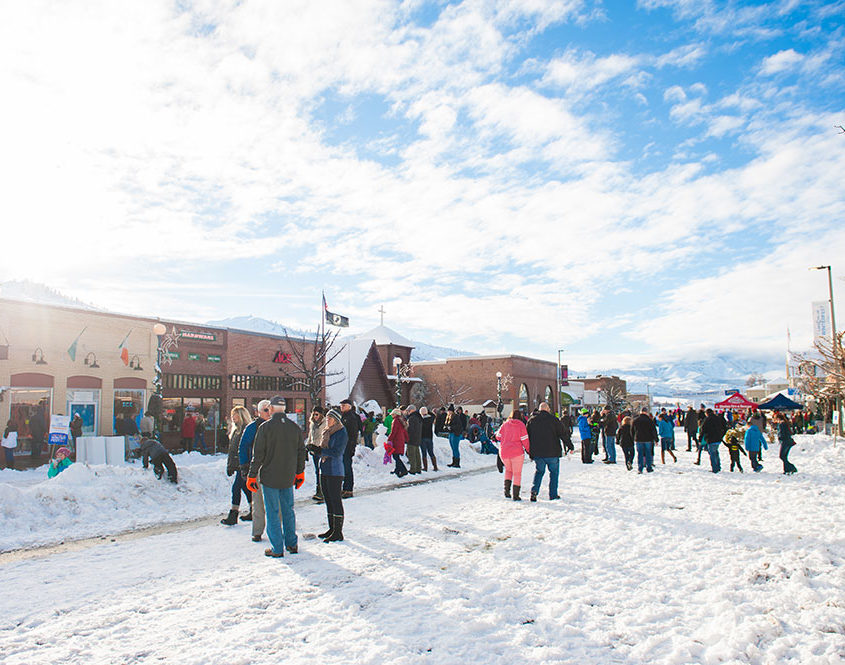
[180,411,196,452]
[387,408,409,478]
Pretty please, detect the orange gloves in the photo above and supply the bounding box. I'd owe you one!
[294,472,305,489]
[246,477,259,493]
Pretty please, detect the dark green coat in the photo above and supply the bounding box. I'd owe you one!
[248,414,306,489]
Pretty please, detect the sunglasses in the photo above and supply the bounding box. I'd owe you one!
[262,408,270,413]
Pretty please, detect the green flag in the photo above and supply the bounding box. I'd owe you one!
[67,327,87,361]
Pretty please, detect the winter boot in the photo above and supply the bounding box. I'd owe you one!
[504,479,512,498]
[432,456,438,471]
[318,523,333,539]
[324,515,344,542]
[312,487,324,503]
[453,458,461,469]
[447,457,457,468]
[422,458,428,472]
[240,507,253,522]
[220,509,238,526]
[512,485,521,501]
[530,491,537,502]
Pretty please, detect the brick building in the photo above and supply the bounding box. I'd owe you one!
[412,354,559,415]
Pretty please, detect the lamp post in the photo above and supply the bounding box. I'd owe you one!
[152,323,167,439]
[811,265,840,438]
[394,356,403,408]
[556,349,564,416]
[496,371,503,425]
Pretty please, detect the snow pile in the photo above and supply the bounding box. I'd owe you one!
[1,435,843,665]
[0,435,491,551]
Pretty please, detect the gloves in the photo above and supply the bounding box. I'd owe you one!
[294,472,305,489]
[246,476,259,493]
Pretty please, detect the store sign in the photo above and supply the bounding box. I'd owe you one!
[49,414,70,445]
[273,351,292,364]
[164,351,180,360]
[180,330,217,342]
[725,389,739,395]
[207,354,222,363]
[188,353,201,361]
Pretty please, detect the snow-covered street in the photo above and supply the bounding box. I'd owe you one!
[2,435,844,665]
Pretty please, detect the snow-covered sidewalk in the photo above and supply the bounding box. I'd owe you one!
[0,435,492,552]
[1,435,843,664]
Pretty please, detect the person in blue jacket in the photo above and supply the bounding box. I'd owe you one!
[743,423,768,472]
[318,408,348,542]
[577,409,593,464]
[657,412,677,464]
[238,400,271,541]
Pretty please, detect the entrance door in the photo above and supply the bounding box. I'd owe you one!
[67,402,97,436]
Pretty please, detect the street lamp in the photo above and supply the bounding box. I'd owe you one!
[810,265,840,437]
[394,356,403,408]
[151,323,167,440]
[496,371,503,422]
[556,349,564,416]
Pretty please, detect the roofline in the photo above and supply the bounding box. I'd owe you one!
[412,353,556,365]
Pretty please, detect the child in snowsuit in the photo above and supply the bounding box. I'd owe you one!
[577,409,593,464]
[139,437,178,483]
[47,446,73,478]
[743,423,767,472]
[496,410,530,501]
[617,416,635,470]
[723,430,747,473]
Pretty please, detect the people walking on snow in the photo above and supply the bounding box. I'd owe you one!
[339,399,360,498]
[2,420,17,470]
[657,412,677,464]
[601,408,618,464]
[774,412,798,475]
[139,437,178,483]
[246,396,306,558]
[632,407,658,473]
[387,408,409,477]
[743,421,767,472]
[496,409,530,501]
[684,406,697,451]
[560,412,574,454]
[577,409,593,464]
[723,428,747,473]
[318,408,348,542]
[306,406,327,503]
[221,405,254,525]
[526,402,563,501]
[446,405,463,468]
[239,399,272,540]
[701,408,727,473]
[618,415,635,470]
[406,405,423,474]
[419,406,438,471]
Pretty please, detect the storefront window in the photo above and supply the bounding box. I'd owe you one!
[544,385,553,405]
[113,389,144,435]
[161,398,184,433]
[67,389,101,437]
[518,384,529,409]
[10,389,51,455]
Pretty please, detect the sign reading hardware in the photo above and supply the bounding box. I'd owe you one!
[180,330,217,342]
[273,351,292,364]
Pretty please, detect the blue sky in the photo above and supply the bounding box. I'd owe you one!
[1,0,844,369]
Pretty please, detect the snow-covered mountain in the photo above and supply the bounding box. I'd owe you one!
[207,315,475,361]
[0,280,101,310]
[575,353,787,397]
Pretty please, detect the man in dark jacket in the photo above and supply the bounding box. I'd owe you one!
[632,407,658,473]
[684,406,698,451]
[526,403,563,501]
[701,408,727,473]
[406,405,423,474]
[339,399,360,497]
[434,407,447,436]
[139,437,178,483]
[246,396,306,558]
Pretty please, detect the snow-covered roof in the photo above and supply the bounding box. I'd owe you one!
[326,338,377,404]
[356,325,413,348]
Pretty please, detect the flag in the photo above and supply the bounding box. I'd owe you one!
[323,292,349,327]
[118,329,132,366]
[67,327,87,361]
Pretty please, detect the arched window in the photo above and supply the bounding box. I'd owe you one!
[518,383,529,409]
[544,385,553,405]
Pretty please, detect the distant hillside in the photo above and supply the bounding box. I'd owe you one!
[0,280,101,310]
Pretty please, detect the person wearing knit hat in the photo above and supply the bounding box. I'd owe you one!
[317,408,348,542]
[387,408,409,477]
[47,446,73,478]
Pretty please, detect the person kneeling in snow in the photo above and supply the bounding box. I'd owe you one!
[47,446,73,478]
[139,437,178,483]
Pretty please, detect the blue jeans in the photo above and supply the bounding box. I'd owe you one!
[262,485,297,554]
[708,442,721,473]
[193,431,206,452]
[604,435,616,463]
[636,442,653,472]
[531,457,560,498]
[230,470,252,507]
[311,454,321,493]
[448,433,461,460]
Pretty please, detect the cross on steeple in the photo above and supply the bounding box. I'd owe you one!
[378,305,386,326]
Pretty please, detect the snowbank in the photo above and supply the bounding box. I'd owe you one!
[0,435,491,551]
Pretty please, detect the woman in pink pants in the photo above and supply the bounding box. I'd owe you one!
[495,410,530,501]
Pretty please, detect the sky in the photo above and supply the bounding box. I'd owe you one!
[1,0,844,371]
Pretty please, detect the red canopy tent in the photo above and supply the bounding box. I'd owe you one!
[714,393,756,410]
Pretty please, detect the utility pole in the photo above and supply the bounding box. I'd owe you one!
[811,265,840,440]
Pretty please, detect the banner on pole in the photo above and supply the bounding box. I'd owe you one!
[812,301,831,344]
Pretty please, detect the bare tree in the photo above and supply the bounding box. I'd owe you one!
[423,374,473,407]
[279,327,345,409]
[598,382,628,412]
[790,331,844,427]
[745,373,765,387]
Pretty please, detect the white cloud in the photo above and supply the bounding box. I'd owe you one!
[760,48,805,74]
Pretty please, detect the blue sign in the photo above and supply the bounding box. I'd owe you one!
[724,389,739,395]
[49,432,68,445]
